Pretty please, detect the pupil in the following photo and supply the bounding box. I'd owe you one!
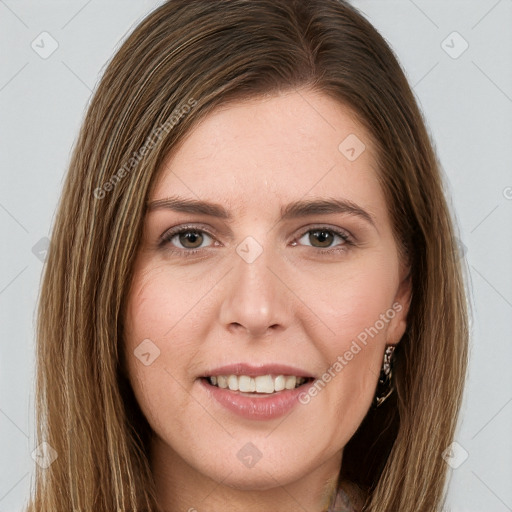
[311,230,332,247]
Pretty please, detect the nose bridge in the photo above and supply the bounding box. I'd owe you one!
[219,235,288,337]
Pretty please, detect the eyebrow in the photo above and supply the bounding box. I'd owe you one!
[146,195,376,227]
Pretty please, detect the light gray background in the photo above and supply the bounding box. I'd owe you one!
[1,1,511,511]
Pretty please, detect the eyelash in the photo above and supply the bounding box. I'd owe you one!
[158,224,355,258]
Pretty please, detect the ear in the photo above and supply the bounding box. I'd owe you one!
[386,267,412,345]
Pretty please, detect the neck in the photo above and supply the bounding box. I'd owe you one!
[150,435,344,512]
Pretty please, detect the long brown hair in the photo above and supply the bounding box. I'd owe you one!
[27,1,469,510]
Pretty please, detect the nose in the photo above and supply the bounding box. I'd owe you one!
[218,240,290,339]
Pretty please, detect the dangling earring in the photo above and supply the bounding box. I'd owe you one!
[373,345,395,408]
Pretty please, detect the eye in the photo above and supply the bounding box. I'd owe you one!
[158,224,354,258]
[293,227,353,251]
[159,226,216,254]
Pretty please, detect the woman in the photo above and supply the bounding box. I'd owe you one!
[27,0,469,511]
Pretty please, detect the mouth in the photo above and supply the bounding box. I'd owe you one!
[201,374,314,396]
[199,364,316,419]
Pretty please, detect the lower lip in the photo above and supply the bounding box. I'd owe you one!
[200,378,312,420]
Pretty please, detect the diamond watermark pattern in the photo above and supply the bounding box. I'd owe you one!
[134,338,161,366]
[338,134,366,162]
[452,237,467,260]
[31,31,59,59]
[441,441,469,469]
[237,442,263,468]
[236,236,263,264]
[31,441,58,469]
[441,31,469,59]
[32,236,50,262]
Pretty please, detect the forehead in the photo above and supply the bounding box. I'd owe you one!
[150,89,384,217]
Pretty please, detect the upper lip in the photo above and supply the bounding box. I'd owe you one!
[200,363,315,379]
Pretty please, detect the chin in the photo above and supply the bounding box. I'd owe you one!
[206,462,304,491]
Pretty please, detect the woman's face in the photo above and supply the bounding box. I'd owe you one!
[124,89,410,493]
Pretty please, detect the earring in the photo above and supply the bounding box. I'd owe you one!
[373,345,395,408]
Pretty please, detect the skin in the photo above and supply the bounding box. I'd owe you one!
[123,88,411,512]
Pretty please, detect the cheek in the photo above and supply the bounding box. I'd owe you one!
[124,259,214,347]
[293,254,400,344]
[292,256,399,406]
[123,265,199,426]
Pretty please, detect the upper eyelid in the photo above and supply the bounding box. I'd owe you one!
[159,224,217,243]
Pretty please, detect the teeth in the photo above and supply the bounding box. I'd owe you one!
[228,375,238,391]
[285,376,297,389]
[207,374,307,393]
[274,375,285,392]
[255,375,274,393]
[239,375,254,392]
